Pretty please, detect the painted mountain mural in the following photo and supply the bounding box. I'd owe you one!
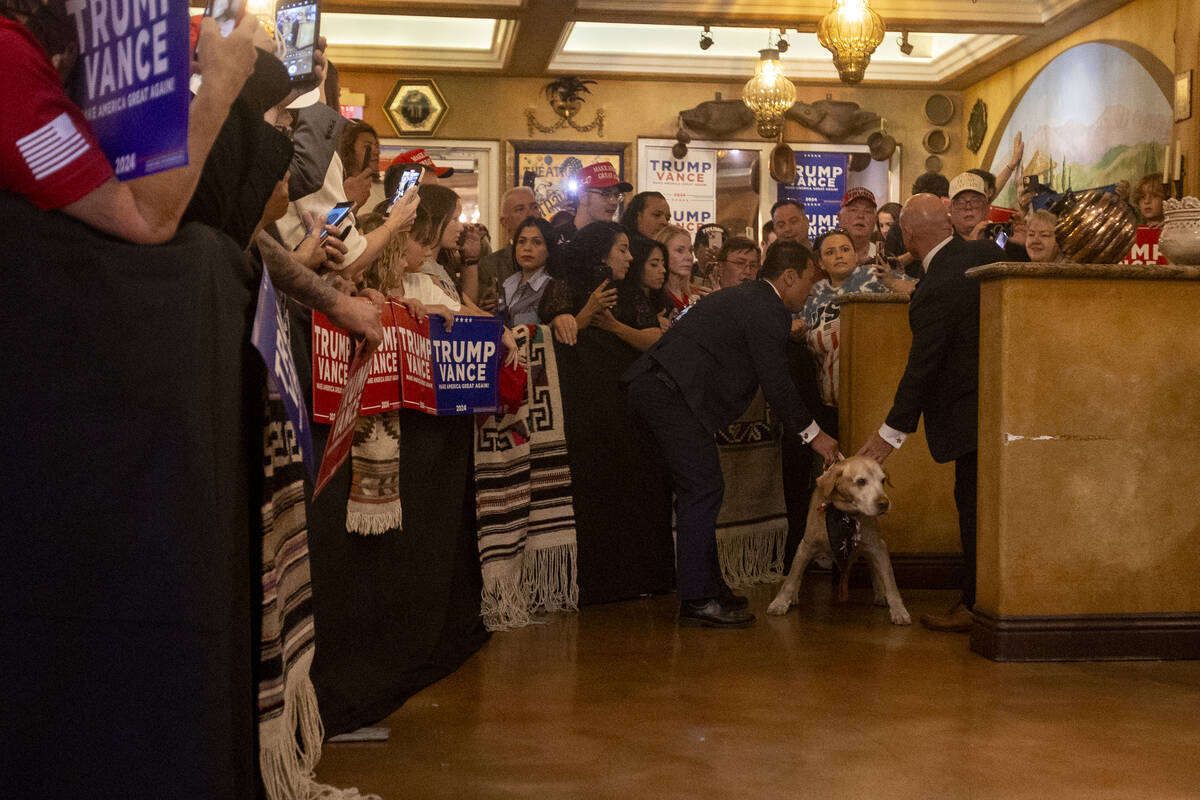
[988,43,1172,209]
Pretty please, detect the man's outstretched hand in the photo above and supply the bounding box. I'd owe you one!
[856,431,896,465]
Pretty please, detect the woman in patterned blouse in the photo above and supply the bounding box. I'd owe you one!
[801,228,887,430]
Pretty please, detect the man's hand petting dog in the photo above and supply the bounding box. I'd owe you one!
[810,430,840,469]
[856,431,896,464]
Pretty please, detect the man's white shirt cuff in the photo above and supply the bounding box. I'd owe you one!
[878,423,907,449]
[799,421,821,444]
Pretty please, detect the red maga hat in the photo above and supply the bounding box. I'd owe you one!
[576,162,632,193]
[393,148,454,178]
[841,186,878,209]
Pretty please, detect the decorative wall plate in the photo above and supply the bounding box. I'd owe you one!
[924,155,943,173]
[923,128,949,154]
[923,93,955,126]
[967,98,988,153]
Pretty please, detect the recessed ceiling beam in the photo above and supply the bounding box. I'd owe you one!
[504,0,576,76]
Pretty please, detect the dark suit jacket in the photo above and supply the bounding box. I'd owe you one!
[884,236,1003,463]
[624,280,815,436]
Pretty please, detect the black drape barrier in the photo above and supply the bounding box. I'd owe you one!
[289,307,489,737]
[552,329,675,604]
[0,195,262,798]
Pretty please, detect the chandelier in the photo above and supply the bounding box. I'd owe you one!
[742,48,797,139]
[817,0,886,85]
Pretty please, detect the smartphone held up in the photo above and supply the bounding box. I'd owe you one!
[195,0,246,61]
[206,0,246,37]
[321,201,353,240]
[387,168,422,215]
[276,0,321,84]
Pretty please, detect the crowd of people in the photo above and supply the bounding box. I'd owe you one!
[4,2,1173,795]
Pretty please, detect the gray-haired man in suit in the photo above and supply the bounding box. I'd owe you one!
[858,194,1005,633]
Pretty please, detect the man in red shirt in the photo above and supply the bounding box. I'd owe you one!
[0,1,256,243]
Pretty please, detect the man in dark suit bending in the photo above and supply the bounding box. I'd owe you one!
[625,241,839,628]
[857,194,1005,633]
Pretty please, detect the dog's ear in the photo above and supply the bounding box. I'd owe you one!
[816,462,845,500]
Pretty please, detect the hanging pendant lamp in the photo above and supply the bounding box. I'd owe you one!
[817,0,886,85]
[742,48,797,139]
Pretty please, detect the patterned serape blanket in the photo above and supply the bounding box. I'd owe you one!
[259,392,376,800]
[714,390,789,588]
[346,412,404,535]
[474,325,578,631]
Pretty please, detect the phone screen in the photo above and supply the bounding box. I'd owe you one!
[995,231,1009,249]
[276,0,320,82]
[320,202,353,240]
[388,168,422,212]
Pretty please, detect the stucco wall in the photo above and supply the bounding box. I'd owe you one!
[337,71,962,197]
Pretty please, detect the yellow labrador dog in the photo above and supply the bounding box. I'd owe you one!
[767,456,911,624]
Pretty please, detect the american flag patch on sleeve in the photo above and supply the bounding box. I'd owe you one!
[17,112,90,180]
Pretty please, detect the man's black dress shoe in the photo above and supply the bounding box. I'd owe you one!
[679,597,756,628]
[718,584,749,609]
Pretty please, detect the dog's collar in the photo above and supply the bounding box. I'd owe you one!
[823,504,862,573]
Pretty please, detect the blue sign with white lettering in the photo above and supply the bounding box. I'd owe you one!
[251,268,316,481]
[776,151,850,244]
[429,316,503,415]
[67,0,191,180]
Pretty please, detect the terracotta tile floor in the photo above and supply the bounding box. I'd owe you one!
[316,582,1200,799]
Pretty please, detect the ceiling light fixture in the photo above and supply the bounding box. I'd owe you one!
[898,30,914,56]
[776,29,790,53]
[699,25,714,51]
[742,48,796,139]
[817,0,886,85]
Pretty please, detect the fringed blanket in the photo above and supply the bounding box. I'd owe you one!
[346,412,404,535]
[474,325,578,630]
[714,390,790,588]
[261,393,377,800]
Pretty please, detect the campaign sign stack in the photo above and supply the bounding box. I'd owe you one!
[313,301,503,422]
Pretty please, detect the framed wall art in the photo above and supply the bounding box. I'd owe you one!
[509,140,628,221]
[384,79,449,137]
[1175,70,1192,122]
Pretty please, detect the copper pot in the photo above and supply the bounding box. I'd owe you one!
[867,129,895,161]
[1055,189,1138,264]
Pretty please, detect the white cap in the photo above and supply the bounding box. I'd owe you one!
[286,87,321,110]
[949,172,987,200]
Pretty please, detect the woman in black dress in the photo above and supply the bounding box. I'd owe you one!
[538,222,675,603]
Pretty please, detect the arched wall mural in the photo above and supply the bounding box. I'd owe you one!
[986,42,1172,209]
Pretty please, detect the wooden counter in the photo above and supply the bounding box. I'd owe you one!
[968,262,1200,660]
[838,292,961,588]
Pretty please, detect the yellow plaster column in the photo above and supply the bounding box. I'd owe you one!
[838,294,961,584]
